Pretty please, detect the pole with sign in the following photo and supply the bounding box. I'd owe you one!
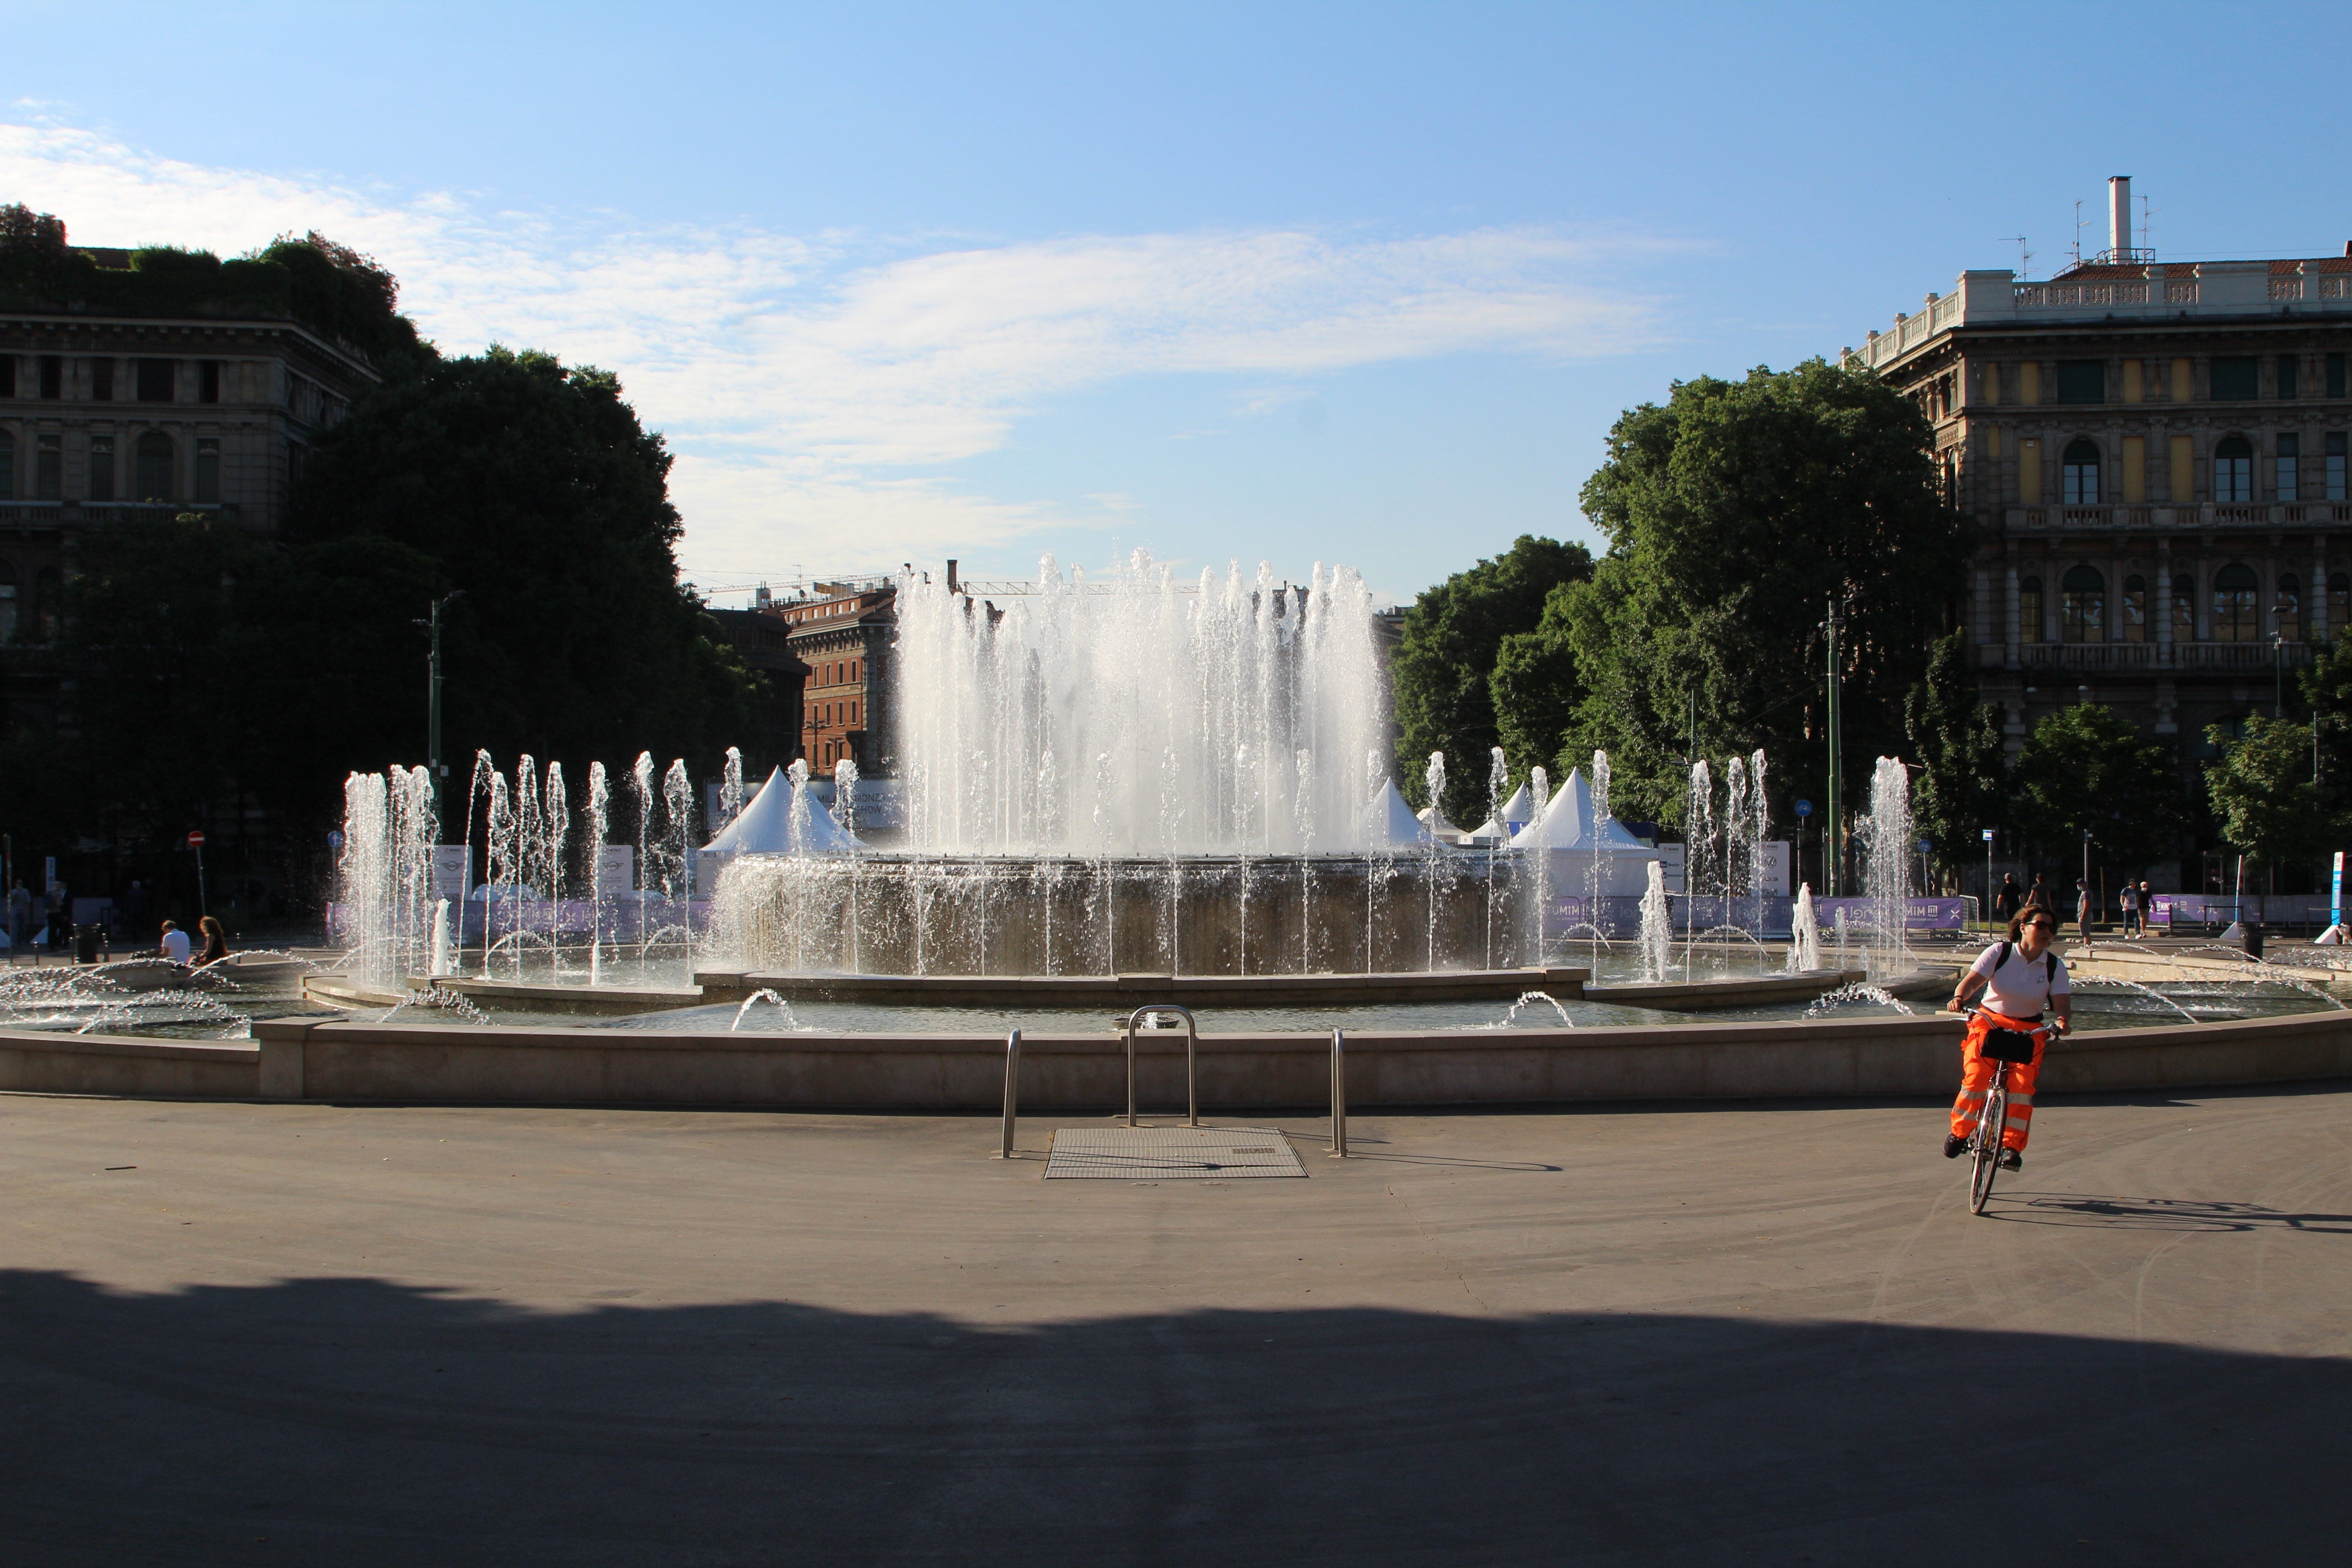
[186,831,208,919]
[2333,850,2343,934]
[1793,799,1813,889]
[1982,828,1996,929]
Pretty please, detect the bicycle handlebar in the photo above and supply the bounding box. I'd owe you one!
[1956,1003,2065,1036]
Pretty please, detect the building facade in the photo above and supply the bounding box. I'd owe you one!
[1,255,380,730]
[1851,216,2352,779]
[766,577,896,774]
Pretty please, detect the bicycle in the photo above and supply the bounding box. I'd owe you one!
[1959,1006,2061,1215]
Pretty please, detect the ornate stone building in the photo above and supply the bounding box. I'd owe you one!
[1,244,381,730]
[1848,180,2352,784]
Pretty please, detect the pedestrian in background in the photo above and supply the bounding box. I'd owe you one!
[2074,879,2096,949]
[158,920,191,965]
[2138,881,2155,934]
[2118,881,2141,938]
[1993,873,2022,926]
[2024,874,2052,912]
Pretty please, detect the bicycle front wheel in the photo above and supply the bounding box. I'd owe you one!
[1969,1076,2006,1215]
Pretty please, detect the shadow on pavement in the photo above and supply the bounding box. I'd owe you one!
[0,1267,2342,1566]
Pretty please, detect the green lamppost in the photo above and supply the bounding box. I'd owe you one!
[1823,596,1845,897]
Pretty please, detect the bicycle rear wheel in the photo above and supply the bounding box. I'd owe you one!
[1969,1074,2006,1215]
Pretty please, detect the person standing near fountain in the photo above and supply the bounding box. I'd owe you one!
[1943,910,2072,1170]
[1992,873,2021,927]
[2073,879,2097,950]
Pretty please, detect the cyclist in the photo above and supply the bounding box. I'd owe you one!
[1943,908,2072,1170]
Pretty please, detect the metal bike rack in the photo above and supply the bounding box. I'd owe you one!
[997,1028,1022,1158]
[1122,1005,1198,1127]
[1329,1027,1348,1157]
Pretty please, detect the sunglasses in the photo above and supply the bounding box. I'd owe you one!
[2025,920,2056,932]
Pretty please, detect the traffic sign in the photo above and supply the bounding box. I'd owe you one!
[185,830,206,848]
[1981,828,1995,842]
[1917,838,1933,854]
[1793,799,1813,818]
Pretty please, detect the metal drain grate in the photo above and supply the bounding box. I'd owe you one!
[1044,1127,1308,1180]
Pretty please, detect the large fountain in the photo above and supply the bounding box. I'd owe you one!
[713,554,1534,978]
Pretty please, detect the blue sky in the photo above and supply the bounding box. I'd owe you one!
[6,1,2350,605]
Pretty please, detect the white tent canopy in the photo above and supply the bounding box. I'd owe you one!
[1367,779,1436,848]
[1509,768,1652,852]
[704,764,865,856]
[1416,804,1468,843]
[1468,781,1534,842]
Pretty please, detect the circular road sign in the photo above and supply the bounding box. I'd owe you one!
[1793,799,1813,818]
[186,831,206,848]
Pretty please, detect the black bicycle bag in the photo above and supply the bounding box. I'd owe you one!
[1978,1024,2040,1063]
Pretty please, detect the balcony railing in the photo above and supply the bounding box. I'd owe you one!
[2014,641,2316,673]
[2007,503,2352,531]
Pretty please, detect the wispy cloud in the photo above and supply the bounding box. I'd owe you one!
[0,121,1673,577]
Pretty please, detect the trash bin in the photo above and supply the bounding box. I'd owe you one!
[74,923,104,965]
[2243,923,2265,960]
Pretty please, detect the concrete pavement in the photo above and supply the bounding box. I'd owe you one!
[4,1083,2349,1565]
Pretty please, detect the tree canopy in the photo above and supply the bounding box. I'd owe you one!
[2009,703,2184,872]
[2204,715,2333,869]
[289,346,756,774]
[1905,627,2006,861]
[1391,534,1592,822]
[1557,358,1972,824]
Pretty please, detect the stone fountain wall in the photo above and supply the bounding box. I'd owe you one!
[715,853,1534,976]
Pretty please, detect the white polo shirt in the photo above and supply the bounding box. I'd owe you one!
[1970,941,2070,1019]
[161,928,191,963]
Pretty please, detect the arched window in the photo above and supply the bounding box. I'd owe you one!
[2334,573,2351,645]
[2214,436,2254,503]
[0,428,14,499]
[0,559,16,642]
[2172,573,2196,642]
[2213,563,2261,642]
[2062,439,2102,504]
[135,432,174,502]
[2019,576,2044,643]
[2122,574,2148,642]
[2061,564,2105,643]
[2277,573,2303,641]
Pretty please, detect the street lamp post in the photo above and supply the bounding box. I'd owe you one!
[1823,597,1846,897]
[418,591,463,813]
[2273,632,2286,717]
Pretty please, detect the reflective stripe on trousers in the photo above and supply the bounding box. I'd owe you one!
[1950,1011,2046,1152]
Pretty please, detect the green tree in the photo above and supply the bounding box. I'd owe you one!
[1560,358,1971,826]
[2204,714,2334,872]
[1905,627,2006,865]
[1391,534,1592,821]
[2298,635,2352,812]
[290,346,757,776]
[54,514,444,848]
[1488,583,1587,793]
[2010,703,2184,872]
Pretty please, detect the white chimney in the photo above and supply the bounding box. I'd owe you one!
[2108,175,2132,258]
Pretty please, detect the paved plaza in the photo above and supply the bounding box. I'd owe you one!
[3,1082,2348,1565]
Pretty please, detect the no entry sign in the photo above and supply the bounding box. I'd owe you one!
[186,831,206,848]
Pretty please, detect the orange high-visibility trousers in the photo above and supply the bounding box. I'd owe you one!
[1950,1009,2045,1152]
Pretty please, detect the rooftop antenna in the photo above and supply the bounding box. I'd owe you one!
[2138,193,2156,259]
[2000,235,2032,281]
[2071,199,2086,267]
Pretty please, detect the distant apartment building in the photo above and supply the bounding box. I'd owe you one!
[763,575,897,774]
[1848,177,2352,773]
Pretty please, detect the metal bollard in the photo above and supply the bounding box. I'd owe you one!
[1329,1027,1348,1157]
[998,1028,1022,1158]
